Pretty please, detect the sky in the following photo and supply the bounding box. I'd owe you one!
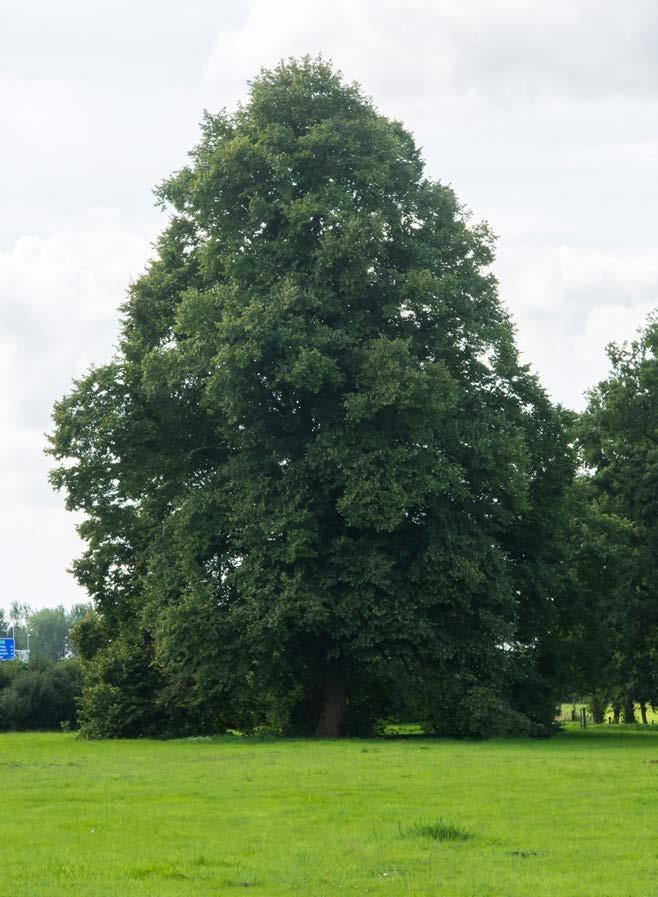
[3,0,658,609]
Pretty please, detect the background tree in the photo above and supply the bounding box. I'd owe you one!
[28,607,69,662]
[49,58,574,738]
[0,603,93,661]
[558,477,636,722]
[579,316,658,721]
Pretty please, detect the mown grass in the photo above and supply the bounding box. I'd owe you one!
[1,726,658,896]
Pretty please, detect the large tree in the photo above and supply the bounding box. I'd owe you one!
[49,58,573,737]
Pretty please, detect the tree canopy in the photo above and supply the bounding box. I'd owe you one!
[49,58,575,738]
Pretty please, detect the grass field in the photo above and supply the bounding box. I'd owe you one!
[1,727,658,896]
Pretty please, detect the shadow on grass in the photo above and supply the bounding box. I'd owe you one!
[555,724,658,749]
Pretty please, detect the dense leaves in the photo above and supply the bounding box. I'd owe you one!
[578,318,658,719]
[49,58,575,737]
[0,659,81,731]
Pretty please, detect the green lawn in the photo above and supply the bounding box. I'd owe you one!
[1,727,658,896]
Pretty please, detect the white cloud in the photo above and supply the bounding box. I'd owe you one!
[0,217,155,606]
[0,218,152,417]
[0,509,88,609]
[3,0,658,605]
[500,246,658,406]
[204,0,658,107]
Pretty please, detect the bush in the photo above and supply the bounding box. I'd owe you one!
[0,659,81,730]
[455,687,534,738]
[426,685,534,739]
[76,682,150,739]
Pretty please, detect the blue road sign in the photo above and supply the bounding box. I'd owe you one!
[0,638,15,661]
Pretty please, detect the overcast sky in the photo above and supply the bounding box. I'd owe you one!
[3,0,658,609]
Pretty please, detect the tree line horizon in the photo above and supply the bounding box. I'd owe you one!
[46,57,658,738]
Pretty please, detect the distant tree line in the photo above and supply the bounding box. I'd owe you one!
[0,603,92,730]
[45,58,658,739]
[0,601,92,662]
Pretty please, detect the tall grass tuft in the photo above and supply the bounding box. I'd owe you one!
[401,819,473,842]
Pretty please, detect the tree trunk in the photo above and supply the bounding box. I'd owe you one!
[623,698,636,724]
[613,702,621,724]
[314,672,346,738]
[640,702,648,725]
[591,694,605,725]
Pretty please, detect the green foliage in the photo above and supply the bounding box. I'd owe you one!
[557,478,635,718]
[428,684,534,738]
[28,607,69,661]
[578,315,658,712]
[48,57,574,738]
[75,623,176,738]
[0,659,80,730]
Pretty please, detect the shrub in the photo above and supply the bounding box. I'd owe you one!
[0,659,81,730]
[426,685,534,739]
[76,682,150,739]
